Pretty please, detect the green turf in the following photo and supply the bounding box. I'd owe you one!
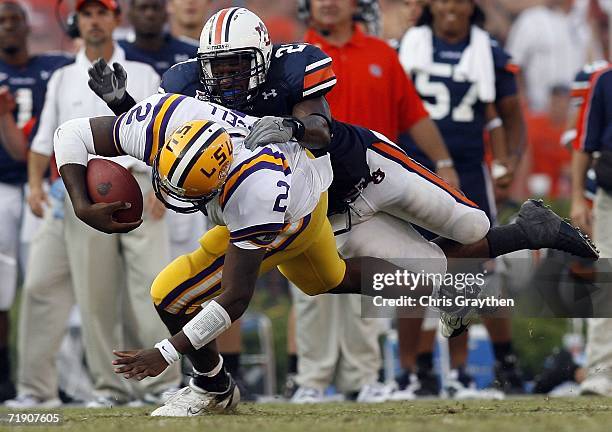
[2,398,612,432]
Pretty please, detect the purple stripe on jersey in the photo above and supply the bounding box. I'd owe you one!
[227,147,290,179]
[229,222,286,242]
[112,112,127,155]
[144,94,172,163]
[157,95,188,156]
[220,161,289,210]
[264,213,312,258]
[158,254,225,310]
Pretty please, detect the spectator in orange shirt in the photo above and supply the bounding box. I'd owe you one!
[290,0,458,403]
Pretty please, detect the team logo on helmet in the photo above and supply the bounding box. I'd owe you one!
[152,120,234,214]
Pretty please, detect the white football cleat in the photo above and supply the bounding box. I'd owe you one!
[290,386,325,404]
[150,376,240,417]
[442,370,504,400]
[356,382,396,403]
[4,394,62,409]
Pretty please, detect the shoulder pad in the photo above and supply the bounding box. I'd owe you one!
[160,58,199,93]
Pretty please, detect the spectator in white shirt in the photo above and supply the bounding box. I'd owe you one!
[25,0,180,408]
[506,0,596,112]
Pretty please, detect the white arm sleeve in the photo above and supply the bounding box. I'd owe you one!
[53,117,96,169]
[31,69,62,156]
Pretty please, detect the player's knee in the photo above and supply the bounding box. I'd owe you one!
[150,275,166,307]
[451,208,490,245]
[297,267,346,297]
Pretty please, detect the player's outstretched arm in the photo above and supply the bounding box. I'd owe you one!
[88,58,138,116]
[55,116,142,234]
[112,245,266,380]
[244,96,332,150]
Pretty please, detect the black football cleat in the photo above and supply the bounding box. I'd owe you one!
[516,199,599,260]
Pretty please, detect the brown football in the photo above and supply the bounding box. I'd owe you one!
[86,158,144,223]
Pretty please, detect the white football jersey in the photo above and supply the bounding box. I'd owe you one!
[113,93,333,249]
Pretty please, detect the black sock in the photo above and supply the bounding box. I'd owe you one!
[416,352,433,373]
[454,365,473,387]
[222,353,241,376]
[486,224,530,257]
[193,367,231,393]
[493,341,514,364]
[396,368,413,389]
[0,347,10,382]
[287,354,298,375]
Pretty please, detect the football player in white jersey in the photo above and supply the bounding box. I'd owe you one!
[54,93,426,415]
[54,93,599,416]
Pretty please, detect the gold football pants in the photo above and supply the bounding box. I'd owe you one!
[151,194,346,315]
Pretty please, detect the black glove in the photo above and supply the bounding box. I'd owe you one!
[88,58,127,106]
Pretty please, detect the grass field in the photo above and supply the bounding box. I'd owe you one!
[2,398,612,432]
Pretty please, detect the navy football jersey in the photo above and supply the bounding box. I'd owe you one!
[158,43,374,212]
[401,36,518,170]
[160,43,336,117]
[326,120,385,214]
[0,53,73,184]
[119,34,197,77]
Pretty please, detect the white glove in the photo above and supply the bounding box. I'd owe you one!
[244,116,299,150]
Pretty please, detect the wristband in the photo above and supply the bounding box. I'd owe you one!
[435,158,454,169]
[485,117,503,132]
[283,117,306,141]
[154,338,181,365]
[560,129,577,148]
[183,300,232,350]
[108,93,136,116]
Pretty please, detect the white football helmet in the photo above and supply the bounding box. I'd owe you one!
[198,8,273,108]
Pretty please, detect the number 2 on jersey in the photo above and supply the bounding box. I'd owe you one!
[273,181,290,212]
[275,44,307,58]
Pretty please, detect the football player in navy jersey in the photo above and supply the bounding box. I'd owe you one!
[88,5,599,403]
[90,6,335,395]
[398,0,527,396]
[118,0,197,77]
[0,0,72,402]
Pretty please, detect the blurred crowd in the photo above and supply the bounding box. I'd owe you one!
[0,0,610,409]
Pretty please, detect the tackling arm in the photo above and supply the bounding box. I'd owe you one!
[88,58,137,116]
[291,96,332,150]
[244,96,332,151]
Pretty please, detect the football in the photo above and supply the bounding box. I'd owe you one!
[86,158,144,223]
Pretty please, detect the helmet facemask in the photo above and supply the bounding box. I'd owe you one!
[152,150,219,215]
[151,121,234,215]
[198,48,267,109]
